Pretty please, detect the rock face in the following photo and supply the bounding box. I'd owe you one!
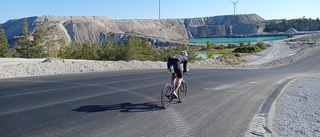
[265,22,320,32]
[185,14,265,37]
[2,14,266,46]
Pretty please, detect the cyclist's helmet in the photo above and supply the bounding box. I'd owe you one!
[180,51,188,57]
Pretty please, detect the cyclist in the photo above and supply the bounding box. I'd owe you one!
[167,51,189,98]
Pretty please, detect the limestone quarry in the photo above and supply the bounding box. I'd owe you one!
[3,14,266,46]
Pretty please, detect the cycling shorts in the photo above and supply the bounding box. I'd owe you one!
[167,58,183,78]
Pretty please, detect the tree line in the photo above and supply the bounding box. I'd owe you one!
[0,17,197,62]
[281,16,320,24]
[0,26,9,57]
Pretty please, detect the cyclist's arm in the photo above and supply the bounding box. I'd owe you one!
[183,60,188,73]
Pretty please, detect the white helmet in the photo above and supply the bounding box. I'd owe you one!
[180,51,188,57]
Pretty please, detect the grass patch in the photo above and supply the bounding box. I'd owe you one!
[198,48,234,54]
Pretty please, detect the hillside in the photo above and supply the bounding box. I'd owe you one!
[2,14,265,46]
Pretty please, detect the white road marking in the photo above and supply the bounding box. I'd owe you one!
[278,76,296,84]
[205,84,234,90]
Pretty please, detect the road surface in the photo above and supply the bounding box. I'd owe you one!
[1,51,319,137]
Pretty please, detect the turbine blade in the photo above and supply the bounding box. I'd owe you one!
[229,0,236,4]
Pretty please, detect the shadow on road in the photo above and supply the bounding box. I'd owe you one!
[72,102,164,113]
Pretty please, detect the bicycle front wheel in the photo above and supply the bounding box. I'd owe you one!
[178,80,188,103]
[161,83,173,109]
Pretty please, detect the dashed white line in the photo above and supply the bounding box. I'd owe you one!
[204,84,234,90]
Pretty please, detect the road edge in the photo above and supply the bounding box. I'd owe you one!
[244,77,297,137]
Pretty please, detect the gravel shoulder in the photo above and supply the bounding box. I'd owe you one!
[270,75,320,137]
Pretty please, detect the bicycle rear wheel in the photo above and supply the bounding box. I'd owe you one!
[178,80,188,103]
[161,83,173,109]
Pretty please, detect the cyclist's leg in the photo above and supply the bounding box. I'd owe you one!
[174,76,183,93]
[173,62,183,92]
[168,58,176,88]
[169,74,177,96]
[177,77,183,88]
[171,73,176,87]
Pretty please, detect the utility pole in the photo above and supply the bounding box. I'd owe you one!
[159,0,161,19]
[230,0,239,15]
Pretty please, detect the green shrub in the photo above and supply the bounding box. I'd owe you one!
[239,42,245,47]
[233,45,262,53]
[286,40,290,45]
[253,46,262,52]
[206,41,212,49]
[255,41,267,50]
[227,43,236,48]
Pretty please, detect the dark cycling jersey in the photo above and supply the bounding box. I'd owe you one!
[167,54,188,78]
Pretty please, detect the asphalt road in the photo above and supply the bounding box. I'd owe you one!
[1,51,319,137]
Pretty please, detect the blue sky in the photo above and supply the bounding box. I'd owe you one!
[1,0,319,23]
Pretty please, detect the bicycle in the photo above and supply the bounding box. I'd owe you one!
[161,74,189,109]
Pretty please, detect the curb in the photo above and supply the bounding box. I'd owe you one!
[245,77,297,137]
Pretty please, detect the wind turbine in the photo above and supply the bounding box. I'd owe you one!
[230,0,239,15]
